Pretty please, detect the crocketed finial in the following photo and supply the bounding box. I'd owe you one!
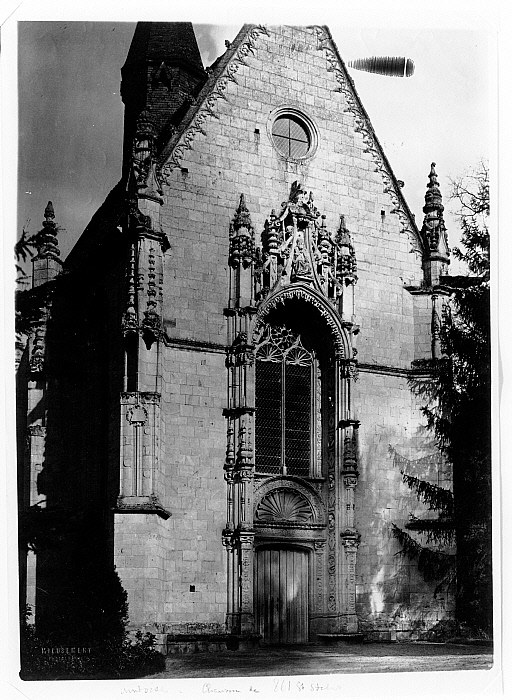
[421,162,447,254]
[44,201,55,221]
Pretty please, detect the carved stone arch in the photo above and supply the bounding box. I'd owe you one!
[251,283,351,360]
[254,477,326,526]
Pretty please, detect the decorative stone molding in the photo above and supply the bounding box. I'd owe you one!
[252,284,350,361]
[229,194,256,269]
[141,245,163,347]
[119,392,163,505]
[29,324,46,374]
[343,475,358,489]
[336,215,357,284]
[122,234,167,347]
[325,365,337,613]
[255,182,358,318]
[160,25,270,178]
[121,391,160,404]
[27,425,46,438]
[253,477,325,526]
[255,489,314,523]
[310,26,422,257]
[236,528,255,634]
[314,540,326,612]
[122,243,138,338]
[114,494,171,519]
[420,163,449,257]
[341,529,360,620]
[254,526,324,538]
[126,403,148,426]
[341,529,361,560]
[164,622,226,636]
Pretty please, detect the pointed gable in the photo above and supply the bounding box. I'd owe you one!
[157,24,423,257]
[157,24,268,170]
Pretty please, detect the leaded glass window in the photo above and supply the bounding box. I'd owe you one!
[271,115,311,159]
[255,325,320,477]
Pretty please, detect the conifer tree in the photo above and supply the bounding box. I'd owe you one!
[390,448,455,590]
[408,161,491,633]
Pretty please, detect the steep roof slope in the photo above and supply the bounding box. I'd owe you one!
[157,24,423,256]
[123,21,205,75]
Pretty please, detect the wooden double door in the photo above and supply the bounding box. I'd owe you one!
[254,546,309,644]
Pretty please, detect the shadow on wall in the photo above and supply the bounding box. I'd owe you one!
[355,424,455,639]
[358,560,453,640]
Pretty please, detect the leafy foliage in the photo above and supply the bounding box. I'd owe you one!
[391,524,455,585]
[409,161,492,633]
[390,445,455,572]
[405,514,456,547]
[19,509,166,679]
[32,509,129,647]
[20,607,165,680]
[400,472,454,519]
[449,160,489,276]
[390,446,455,588]
[15,220,35,286]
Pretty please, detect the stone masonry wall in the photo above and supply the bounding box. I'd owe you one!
[115,345,227,631]
[354,369,454,639]
[160,25,424,361]
[116,25,450,635]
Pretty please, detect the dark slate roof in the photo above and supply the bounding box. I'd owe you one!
[123,22,204,76]
[157,24,249,167]
[64,180,126,270]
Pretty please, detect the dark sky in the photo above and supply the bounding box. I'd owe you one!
[17,22,239,260]
[19,22,135,256]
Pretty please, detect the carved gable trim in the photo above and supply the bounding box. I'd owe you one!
[252,283,351,360]
[159,24,269,179]
[310,25,423,257]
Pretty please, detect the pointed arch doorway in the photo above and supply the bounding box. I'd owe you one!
[254,545,310,644]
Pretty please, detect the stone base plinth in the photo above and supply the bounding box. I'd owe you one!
[166,633,261,655]
[317,633,365,646]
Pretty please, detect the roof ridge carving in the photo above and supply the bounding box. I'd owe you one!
[158,24,423,256]
[311,25,422,255]
[158,24,269,177]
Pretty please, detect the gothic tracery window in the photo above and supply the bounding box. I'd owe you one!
[255,325,321,477]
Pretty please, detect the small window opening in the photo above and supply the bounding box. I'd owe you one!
[271,115,311,159]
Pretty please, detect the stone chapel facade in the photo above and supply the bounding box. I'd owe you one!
[18,23,455,651]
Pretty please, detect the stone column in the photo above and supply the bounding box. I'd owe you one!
[313,540,326,614]
[431,294,442,359]
[237,530,255,634]
[222,529,236,633]
[341,533,360,632]
[339,419,361,632]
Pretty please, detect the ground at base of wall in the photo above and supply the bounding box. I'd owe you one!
[146,642,493,679]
